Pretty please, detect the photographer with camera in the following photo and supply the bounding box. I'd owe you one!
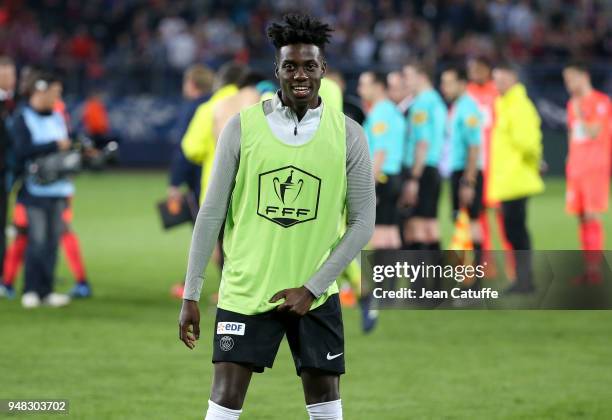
[11,71,72,308]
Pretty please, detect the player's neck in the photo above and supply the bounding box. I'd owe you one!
[470,79,491,88]
[416,83,432,95]
[292,104,310,121]
[576,86,593,99]
[371,93,387,106]
[280,92,319,121]
[29,99,52,114]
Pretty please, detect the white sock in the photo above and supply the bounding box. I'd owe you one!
[204,400,242,420]
[306,399,343,420]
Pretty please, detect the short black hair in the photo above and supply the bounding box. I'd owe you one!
[404,59,433,82]
[365,71,388,88]
[237,70,266,89]
[469,55,492,69]
[28,69,60,95]
[564,59,590,75]
[267,14,333,54]
[216,62,247,87]
[443,63,468,82]
[493,60,520,74]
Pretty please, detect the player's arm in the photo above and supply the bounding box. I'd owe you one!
[167,149,193,201]
[277,118,375,313]
[169,103,201,199]
[179,114,241,349]
[401,108,430,206]
[370,120,391,182]
[572,98,609,140]
[460,112,481,207]
[12,114,70,162]
[411,142,428,178]
[181,103,212,165]
[212,98,227,141]
[410,107,432,178]
[372,150,386,181]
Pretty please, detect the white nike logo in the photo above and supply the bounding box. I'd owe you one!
[326,352,343,360]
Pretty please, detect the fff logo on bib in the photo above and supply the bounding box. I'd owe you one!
[257,165,321,228]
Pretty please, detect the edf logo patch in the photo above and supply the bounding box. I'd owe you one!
[257,165,321,228]
[217,322,246,336]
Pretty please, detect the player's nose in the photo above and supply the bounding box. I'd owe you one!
[294,67,308,80]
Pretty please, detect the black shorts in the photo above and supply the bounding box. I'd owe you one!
[212,294,345,376]
[376,174,401,225]
[451,170,484,220]
[400,166,441,219]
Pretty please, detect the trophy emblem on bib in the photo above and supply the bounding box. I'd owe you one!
[258,165,321,228]
[273,170,304,204]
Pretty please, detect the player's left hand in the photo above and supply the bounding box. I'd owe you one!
[459,185,475,208]
[401,179,419,207]
[572,99,582,119]
[269,287,315,316]
[179,299,200,349]
[84,147,101,158]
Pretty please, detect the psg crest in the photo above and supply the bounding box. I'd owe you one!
[257,165,321,228]
[220,336,234,352]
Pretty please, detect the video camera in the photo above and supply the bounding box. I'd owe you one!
[27,135,119,185]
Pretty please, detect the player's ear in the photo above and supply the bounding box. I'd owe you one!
[274,61,279,80]
[321,59,327,77]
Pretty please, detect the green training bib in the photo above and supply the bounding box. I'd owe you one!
[219,101,347,315]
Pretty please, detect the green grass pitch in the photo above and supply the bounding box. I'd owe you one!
[1,172,611,419]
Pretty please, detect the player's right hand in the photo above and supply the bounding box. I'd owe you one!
[167,186,181,201]
[459,184,475,208]
[179,299,200,350]
[57,138,71,151]
[400,179,419,207]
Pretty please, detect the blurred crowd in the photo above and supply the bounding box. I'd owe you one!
[1,0,611,95]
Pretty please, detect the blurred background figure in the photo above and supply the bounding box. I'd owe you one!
[400,61,447,253]
[387,70,411,116]
[168,64,214,206]
[325,70,364,125]
[174,63,243,297]
[167,64,214,299]
[318,75,343,112]
[466,56,514,279]
[82,89,110,149]
[212,70,264,139]
[358,71,403,250]
[0,56,16,298]
[2,68,93,299]
[181,62,244,205]
[357,70,405,330]
[440,64,484,283]
[563,61,612,284]
[10,71,72,308]
[490,62,544,294]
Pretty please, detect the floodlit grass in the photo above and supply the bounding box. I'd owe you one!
[1,172,611,419]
